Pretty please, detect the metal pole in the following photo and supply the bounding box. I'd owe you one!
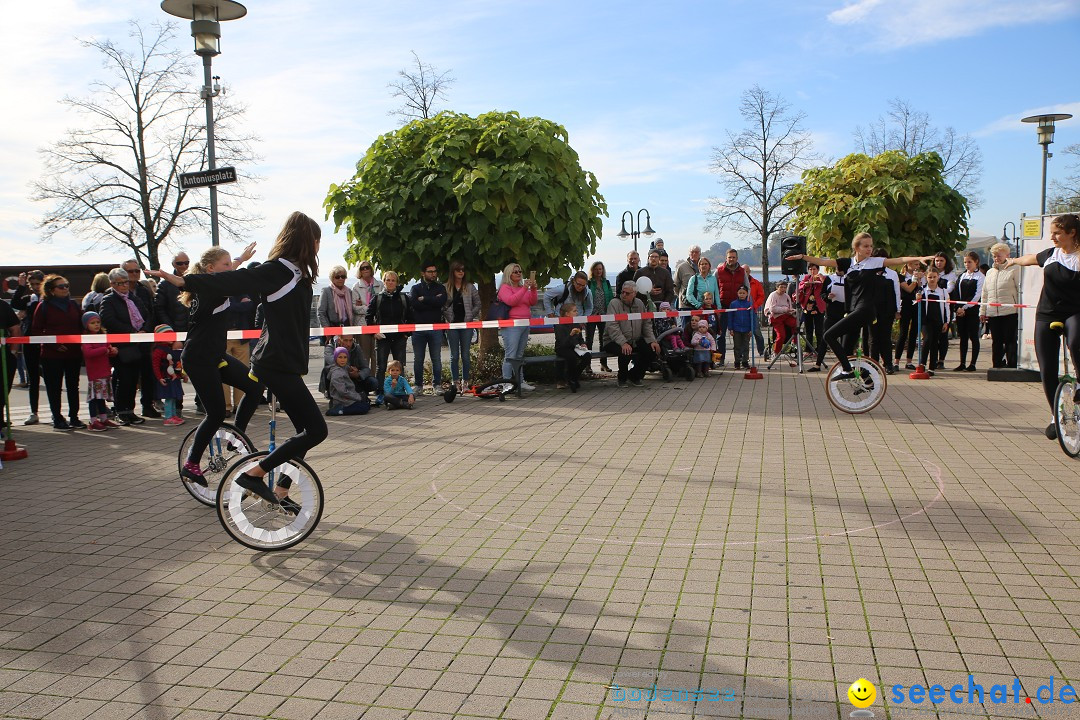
[1040,142,1049,216]
[203,54,219,247]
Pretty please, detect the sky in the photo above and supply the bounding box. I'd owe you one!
[3,0,1079,276]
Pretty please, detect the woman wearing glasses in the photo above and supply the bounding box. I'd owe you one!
[100,267,154,425]
[443,260,481,391]
[30,275,85,431]
[353,262,384,376]
[317,265,361,344]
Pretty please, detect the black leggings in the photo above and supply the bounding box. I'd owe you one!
[957,309,981,366]
[1034,316,1080,411]
[251,363,327,473]
[23,345,41,414]
[895,307,918,361]
[819,304,875,372]
[185,355,264,466]
[41,356,82,421]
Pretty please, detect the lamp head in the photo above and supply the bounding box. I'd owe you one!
[1021,113,1073,147]
[161,1,247,56]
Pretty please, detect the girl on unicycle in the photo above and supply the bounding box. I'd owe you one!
[789,233,935,380]
[153,211,327,512]
[1002,213,1080,440]
[157,246,263,488]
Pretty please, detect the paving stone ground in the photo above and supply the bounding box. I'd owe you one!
[1,347,1078,720]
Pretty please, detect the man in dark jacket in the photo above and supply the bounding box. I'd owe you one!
[409,261,448,395]
[122,259,162,418]
[155,252,190,332]
[615,251,641,293]
[634,249,675,306]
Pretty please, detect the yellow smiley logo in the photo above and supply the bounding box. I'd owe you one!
[848,678,877,708]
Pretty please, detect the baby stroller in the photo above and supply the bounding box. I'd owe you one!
[650,314,695,381]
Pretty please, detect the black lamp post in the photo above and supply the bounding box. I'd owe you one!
[1001,221,1018,257]
[1020,113,1073,216]
[161,0,247,246]
[616,209,655,253]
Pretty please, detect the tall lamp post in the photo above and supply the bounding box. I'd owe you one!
[1021,113,1072,216]
[161,0,247,247]
[1001,221,1018,258]
[616,209,656,254]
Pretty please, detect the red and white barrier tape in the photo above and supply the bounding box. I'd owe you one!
[0,307,754,346]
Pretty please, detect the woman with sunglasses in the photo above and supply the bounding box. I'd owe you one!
[30,275,84,431]
[353,261,383,377]
[317,265,361,346]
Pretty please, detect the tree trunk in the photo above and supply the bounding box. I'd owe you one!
[477,278,499,358]
[760,228,770,288]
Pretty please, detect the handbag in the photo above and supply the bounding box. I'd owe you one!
[487,299,511,321]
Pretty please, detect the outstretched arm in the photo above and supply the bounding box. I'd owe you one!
[147,269,185,287]
[787,254,837,269]
[885,254,936,267]
[1004,254,1039,268]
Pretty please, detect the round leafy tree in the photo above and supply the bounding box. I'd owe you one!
[325,110,606,350]
[783,150,969,258]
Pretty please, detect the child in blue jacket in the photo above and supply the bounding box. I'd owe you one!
[727,286,757,369]
[383,360,415,409]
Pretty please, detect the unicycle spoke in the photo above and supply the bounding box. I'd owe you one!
[217,451,323,551]
[826,357,886,414]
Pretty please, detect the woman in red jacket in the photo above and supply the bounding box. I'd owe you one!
[31,275,85,431]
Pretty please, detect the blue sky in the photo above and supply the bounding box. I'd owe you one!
[3,0,1079,273]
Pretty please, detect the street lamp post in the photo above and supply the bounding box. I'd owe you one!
[616,209,656,254]
[1021,113,1073,216]
[161,0,247,247]
[1001,221,1018,258]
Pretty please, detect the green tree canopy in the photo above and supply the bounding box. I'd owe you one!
[324,110,606,298]
[783,150,969,259]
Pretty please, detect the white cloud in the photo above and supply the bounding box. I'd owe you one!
[974,101,1080,137]
[825,0,1078,48]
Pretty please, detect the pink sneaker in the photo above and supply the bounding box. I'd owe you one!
[89,420,107,432]
[163,416,185,426]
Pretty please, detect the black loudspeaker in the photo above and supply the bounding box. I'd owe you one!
[780,235,807,275]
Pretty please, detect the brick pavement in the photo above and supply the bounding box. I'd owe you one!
[1,352,1078,720]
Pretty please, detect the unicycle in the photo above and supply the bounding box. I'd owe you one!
[216,394,324,551]
[177,423,256,507]
[825,348,887,414]
[1050,321,1080,457]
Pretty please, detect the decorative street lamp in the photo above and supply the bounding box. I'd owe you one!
[616,209,655,253]
[161,0,247,246]
[1001,221,1018,258]
[1020,113,1073,216]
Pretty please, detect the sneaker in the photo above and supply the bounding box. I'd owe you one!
[164,416,185,426]
[142,407,163,419]
[236,473,278,504]
[122,412,146,425]
[114,414,131,427]
[885,366,896,376]
[952,365,966,372]
[519,381,536,391]
[103,419,120,429]
[181,461,208,487]
[68,418,87,430]
[89,420,107,432]
[832,370,855,381]
[629,378,644,387]
[905,363,917,371]
[53,419,73,432]
[807,365,821,372]
[617,380,628,388]
[23,413,38,426]
[965,365,977,372]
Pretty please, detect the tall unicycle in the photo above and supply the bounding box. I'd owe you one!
[216,394,323,551]
[177,423,256,507]
[1050,321,1080,457]
[825,352,887,414]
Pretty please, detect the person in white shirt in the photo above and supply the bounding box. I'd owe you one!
[953,251,986,372]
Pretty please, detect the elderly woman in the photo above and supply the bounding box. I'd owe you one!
[318,265,361,343]
[497,262,538,390]
[352,261,384,375]
[99,267,153,425]
[980,242,1021,369]
[30,274,85,431]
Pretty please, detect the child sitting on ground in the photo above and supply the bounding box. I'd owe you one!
[326,347,371,415]
[691,319,716,377]
[727,285,756,369]
[152,324,186,426]
[383,359,415,409]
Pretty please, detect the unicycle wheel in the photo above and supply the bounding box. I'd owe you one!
[178,423,256,507]
[1054,380,1080,458]
[217,451,324,551]
[825,357,887,415]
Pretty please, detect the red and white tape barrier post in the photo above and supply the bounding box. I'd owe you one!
[0,331,28,462]
[909,296,931,380]
[744,311,763,380]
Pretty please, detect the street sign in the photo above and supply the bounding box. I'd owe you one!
[179,166,238,190]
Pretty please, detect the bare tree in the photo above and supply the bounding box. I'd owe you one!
[1049,143,1080,213]
[854,98,983,206]
[705,85,817,286]
[388,51,454,122]
[31,21,260,269]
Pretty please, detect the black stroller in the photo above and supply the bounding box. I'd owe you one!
[649,315,695,381]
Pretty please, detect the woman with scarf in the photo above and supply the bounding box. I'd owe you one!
[352,261,384,376]
[100,267,153,425]
[317,265,361,344]
[30,274,85,430]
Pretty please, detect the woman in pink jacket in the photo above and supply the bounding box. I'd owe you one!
[497,262,539,390]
